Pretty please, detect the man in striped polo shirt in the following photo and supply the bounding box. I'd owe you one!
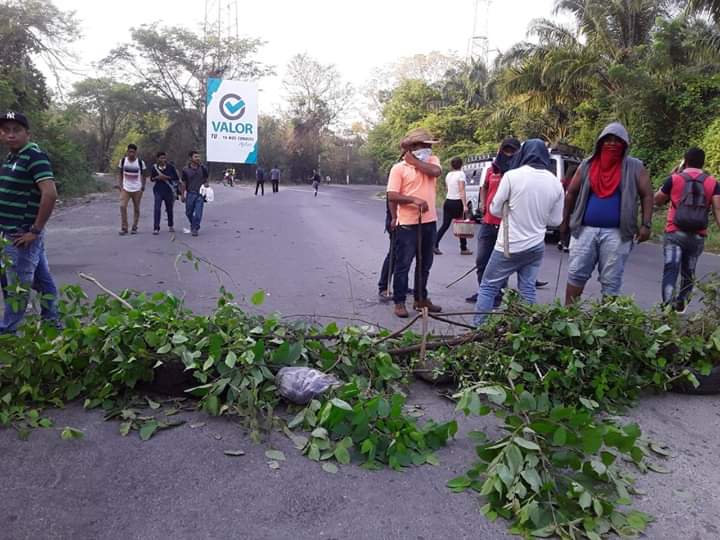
[0,111,59,333]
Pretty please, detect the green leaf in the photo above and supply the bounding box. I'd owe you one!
[552,427,567,446]
[625,510,650,531]
[146,397,161,410]
[590,460,607,476]
[578,491,592,509]
[225,351,237,369]
[517,391,537,411]
[582,428,604,454]
[60,427,84,440]
[330,398,353,411]
[447,476,472,490]
[157,343,172,354]
[514,437,540,451]
[505,444,523,475]
[265,449,286,461]
[647,462,671,474]
[334,446,351,465]
[250,289,266,305]
[224,449,245,456]
[322,462,339,474]
[139,421,159,441]
[478,386,507,405]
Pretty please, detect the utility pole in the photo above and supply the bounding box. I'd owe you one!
[468,0,491,65]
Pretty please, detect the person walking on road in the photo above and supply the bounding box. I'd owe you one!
[270,165,281,193]
[255,166,265,196]
[180,150,209,237]
[473,140,564,326]
[387,127,443,318]
[0,111,60,333]
[150,151,178,235]
[118,143,146,235]
[435,157,472,256]
[654,147,720,313]
[560,122,654,304]
[465,137,521,304]
[378,198,398,301]
[312,169,321,197]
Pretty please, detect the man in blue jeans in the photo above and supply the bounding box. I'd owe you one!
[150,151,179,235]
[180,150,209,237]
[473,140,564,326]
[0,111,59,333]
[560,123,654,303]
[654,147,720,313]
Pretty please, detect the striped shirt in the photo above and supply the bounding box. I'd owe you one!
[0,142,54,233]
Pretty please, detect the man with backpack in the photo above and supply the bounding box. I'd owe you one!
[255,166,265,196]
[118,143,146,235]
[150,151,179,235]
[180,150,209,237]
[654,147,720,312]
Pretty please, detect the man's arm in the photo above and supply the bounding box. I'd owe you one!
[636,166,654,242]
[560,167,582,233]
[140,161,147,191]
[403,151,441,177]
[388,200,399,230]
[654,190,670,206]
[548,190,565,228]
[489,173,510,217]
[387,191,429,213]
[117,160,123,190]
[13,180,57,247]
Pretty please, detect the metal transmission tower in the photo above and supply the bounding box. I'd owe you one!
[202,0,240,77]
[467,0,491,65]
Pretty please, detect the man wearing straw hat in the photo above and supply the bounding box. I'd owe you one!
[386,127,443,318]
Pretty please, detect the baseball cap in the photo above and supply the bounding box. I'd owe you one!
[0,112,30,129]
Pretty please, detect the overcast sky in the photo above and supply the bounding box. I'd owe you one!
[54,0,558,115]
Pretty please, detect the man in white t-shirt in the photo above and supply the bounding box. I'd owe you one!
[117,143,146,235]
[473,139,564,326]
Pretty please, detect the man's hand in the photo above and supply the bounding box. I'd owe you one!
[180,194,186,203]
[403,150,419,167]
[636,225,651,243]
[559,222,570,246]
[413,197,429,213]
[12,231,38,248]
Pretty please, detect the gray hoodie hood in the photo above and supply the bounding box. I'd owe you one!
[589,122,631,161]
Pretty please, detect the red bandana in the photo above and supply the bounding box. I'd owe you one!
[589,144,624,198]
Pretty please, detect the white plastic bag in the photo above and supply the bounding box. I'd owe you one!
[199,185,215,202]
[276,367,341,405]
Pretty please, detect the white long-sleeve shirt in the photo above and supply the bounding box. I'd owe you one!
[490,165,564,253]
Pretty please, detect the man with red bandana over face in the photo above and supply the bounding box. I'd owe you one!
[560,122,654,303]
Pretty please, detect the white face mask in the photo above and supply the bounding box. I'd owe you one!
[412,148,433,162]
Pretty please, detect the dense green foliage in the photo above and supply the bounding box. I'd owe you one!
[365,1,720,185]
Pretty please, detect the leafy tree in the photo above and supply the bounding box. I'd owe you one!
[102,25,271,146]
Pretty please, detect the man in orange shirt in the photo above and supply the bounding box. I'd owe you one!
[387,128,443,318]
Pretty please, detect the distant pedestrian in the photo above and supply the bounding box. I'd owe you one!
[0,111,60,333]
[255,166,265,196]
[435,156,472,256]
[312,169,321,197]
[150,151,178,235]
[561,122,654,303]
[118,143,146,235]
[654,147,720,313]
[180,150,209,237]
[270,165,281,193]
[387,127,443,318]
[473,140,564,326]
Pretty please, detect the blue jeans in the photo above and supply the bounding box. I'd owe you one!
[473,241,545,326]
[662,231,705,305]
[474,223,506,306]
[393,222,436,304]
[567,226,632,297]
[1,232,59,333]
[185,192,205,232]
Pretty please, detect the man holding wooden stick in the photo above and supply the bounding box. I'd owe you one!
[387,128,443,318]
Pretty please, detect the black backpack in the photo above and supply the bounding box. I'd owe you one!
[673,172,709,232]
[121,156,144,177]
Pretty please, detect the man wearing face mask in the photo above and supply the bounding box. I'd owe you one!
[386,128,443,318]
[560,122,653,303]
[465,137,521,304]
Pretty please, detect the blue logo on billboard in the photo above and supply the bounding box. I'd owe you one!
[212,92,254,135]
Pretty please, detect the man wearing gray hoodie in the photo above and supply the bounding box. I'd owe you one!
[560,123,653,304]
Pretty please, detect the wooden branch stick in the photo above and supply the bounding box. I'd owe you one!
[78,272,133,310]
[374,313,422,345]
[428,313,476,330]
[419,307,429,364]
[388,330,486,356]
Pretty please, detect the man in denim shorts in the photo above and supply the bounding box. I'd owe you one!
[560,123,654,303]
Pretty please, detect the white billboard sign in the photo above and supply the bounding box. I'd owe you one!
[206,79,258,164]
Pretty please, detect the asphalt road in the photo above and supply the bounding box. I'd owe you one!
[1,183,719,540]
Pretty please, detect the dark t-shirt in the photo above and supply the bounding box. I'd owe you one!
[151,163,179,194]
[181,164,208,193]
[0,142,54,233]
[312,173,321,183]
[256,168,265,181]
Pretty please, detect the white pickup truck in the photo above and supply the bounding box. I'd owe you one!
[463,144,583,239]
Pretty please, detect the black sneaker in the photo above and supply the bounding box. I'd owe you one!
[191,230,199,237]
[119,230,128,236]
[465,293,478,304]
[535,281,548,288]
[152,230,159,235]
[674,300,687,315]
